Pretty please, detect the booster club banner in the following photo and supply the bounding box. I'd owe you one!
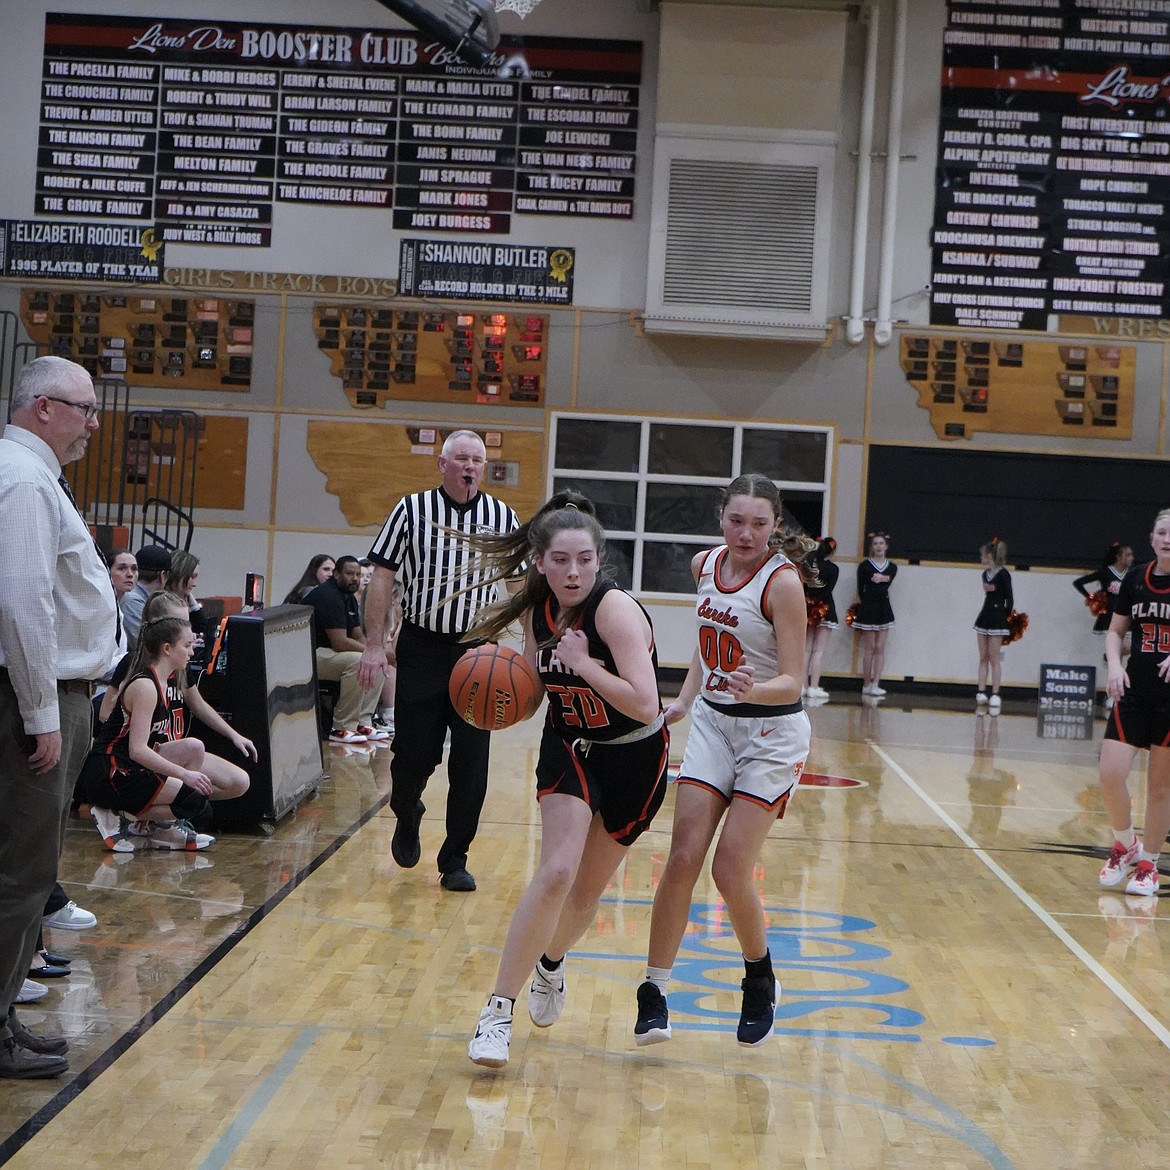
[398,238,575,304]
[932,2,1170,330]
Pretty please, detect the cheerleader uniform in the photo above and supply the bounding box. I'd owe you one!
[532,580,668,845]
[676,546,810,815]
[1104,562,1170,749]
[853,559,897,632]
[1073,565,1127,634]
[972,566,1013,638]
[806,558,840,629]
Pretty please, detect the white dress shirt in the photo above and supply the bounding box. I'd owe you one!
[0,425,118,733]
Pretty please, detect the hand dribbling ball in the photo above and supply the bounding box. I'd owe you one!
[449,644,541,731]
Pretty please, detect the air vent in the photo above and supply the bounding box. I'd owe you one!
[645,133,835,340]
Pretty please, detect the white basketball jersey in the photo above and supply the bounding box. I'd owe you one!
[695,546,796,707]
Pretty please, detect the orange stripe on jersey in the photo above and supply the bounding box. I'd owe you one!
[760,562,798,624]
[1145,563,1170,596]
[675,774,731,805]
[712,547,779,595]
[607,731,669,841]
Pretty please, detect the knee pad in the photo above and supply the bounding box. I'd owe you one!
[170,785,214,832]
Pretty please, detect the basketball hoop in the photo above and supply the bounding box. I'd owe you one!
[495,0,542,17]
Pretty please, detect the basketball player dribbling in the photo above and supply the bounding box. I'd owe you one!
[634,473,815,1048]
[1096,508,1170,900]
[459,490,669,1068]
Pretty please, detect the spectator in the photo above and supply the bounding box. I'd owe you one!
[307,556,386,745]
[283,554,335,605]
[100,548,137,684]
[166,550,206,681]
[122,544,170,643]
[358,430,519,893]
[0,355,118,1078]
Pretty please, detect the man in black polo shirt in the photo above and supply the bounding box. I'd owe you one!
[306,556,386,745]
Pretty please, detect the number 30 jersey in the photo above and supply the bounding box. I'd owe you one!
[1113,561,1170,691]
[696,546,796,708]
[532,579,661,742]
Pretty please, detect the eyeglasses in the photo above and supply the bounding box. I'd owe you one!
[40,395,99,421]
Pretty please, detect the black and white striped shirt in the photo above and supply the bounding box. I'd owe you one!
[368,487,519,637]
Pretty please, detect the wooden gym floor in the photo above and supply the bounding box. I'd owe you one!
[1,694,1167,1169]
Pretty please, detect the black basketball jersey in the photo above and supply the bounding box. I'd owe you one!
[532,580,660,743]
[98,667,188,774]
[1113,562,1170,690]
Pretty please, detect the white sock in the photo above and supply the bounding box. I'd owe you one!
[1114,827,1138,850]
[1140,850,1160,866]
[645,966,671,994]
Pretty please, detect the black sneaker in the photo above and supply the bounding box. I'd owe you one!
[391,800,425,869]
[634,981,671,1046]
[737,975,777,1047]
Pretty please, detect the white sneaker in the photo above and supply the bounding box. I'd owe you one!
[91,806,134,853]
[988,695,1002,712]
[1126,860,1161,897]
[975,692,988,704]
[468,996,513,1068]
[1100,838,1142,889]
[356,723,390,742]
[16,978,48,1004]
[870,684,887,696]
[127,820,215,851]
[528,959,566,1028]
[806,686,829,700]
[42,901,97,930]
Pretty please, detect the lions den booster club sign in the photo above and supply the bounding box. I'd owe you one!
[37,14,641,246]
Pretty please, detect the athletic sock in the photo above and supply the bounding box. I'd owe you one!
[1141,850,1161,866]
[744,951,774,981]
[645,965,671,994]
[538,953,563,973]
[1114,827,1138,851]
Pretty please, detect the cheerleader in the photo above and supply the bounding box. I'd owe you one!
[1096,509,1170,898]
[973,538,1012,712]
[854,532,896,696]
[1073,542,1133,633]
[804,537,839,701]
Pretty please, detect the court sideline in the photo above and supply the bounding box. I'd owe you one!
[1,698,1166,1169]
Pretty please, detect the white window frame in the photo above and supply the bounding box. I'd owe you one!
[547,413,833,600]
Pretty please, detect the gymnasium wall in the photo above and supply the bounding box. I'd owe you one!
[0,0,1161,689]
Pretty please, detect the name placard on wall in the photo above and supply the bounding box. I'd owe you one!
[932,2,1170,330]
[37,14,642,245]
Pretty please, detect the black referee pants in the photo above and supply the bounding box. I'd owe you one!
[389,622,491,875]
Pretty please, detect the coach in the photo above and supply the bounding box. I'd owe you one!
[0,357,117,1077]
[359,431,518,893]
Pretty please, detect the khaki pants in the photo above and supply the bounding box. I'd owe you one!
[315,649,380,731]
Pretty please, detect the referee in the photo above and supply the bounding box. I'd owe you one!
[359,431,519,892]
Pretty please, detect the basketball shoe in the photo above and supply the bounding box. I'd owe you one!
[737,974,778,1047]
[1126,859,1161,897]
[634,981,671,1046]
[468,996,513,1068]
[527,958,566,1028]
[1099,838,1141,889]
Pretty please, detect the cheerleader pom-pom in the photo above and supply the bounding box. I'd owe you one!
[845,602,859,628]
[806,597,828,628]
[1086,590,1109,617]
[1003,610,1029,645]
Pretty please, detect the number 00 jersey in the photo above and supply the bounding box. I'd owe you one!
[1113,561,1170,691]
[532,580,660,742]
[695,546,796,708]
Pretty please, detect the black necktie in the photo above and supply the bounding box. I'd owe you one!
[60,475,122,644]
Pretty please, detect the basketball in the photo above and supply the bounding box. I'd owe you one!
[449,644,542,731]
